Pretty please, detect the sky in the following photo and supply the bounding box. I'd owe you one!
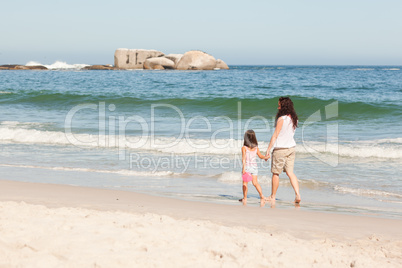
[1,0,401,65]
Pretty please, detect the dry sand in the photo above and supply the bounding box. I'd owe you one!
[0,180,401,267]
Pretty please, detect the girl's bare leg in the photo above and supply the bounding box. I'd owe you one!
[286,171,301,203]
[252,175,265,199]
[239,181,248,202]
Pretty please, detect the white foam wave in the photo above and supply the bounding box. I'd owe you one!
[334,185,402,200]
[0,124,243,154]
[25,61,90,70]
[0,121,52,129]
[0,121,19,126]
[0,125,401,159]
[0,126,82,146]
[25,61,44,66]
[217,171,329,188]
[0,164,175,177]
[217,171,270,184]
[0,91,12,94]
[352,68,374,71]
[382,68,400,71]
[300,140,402,159]
[358,137,402,144]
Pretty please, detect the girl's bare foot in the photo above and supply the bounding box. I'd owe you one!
[294,195,301,204]
[265,196,275,202]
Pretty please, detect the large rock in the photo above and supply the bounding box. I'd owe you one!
[164,54,183,68]
[0,65,23,70]
[144,57,175,70]
[83,64,115,70]
[26,65,48,70]
[0,64,47,70]
[114,48,164,69]
[175,51,217,70]
[215,59,229,70]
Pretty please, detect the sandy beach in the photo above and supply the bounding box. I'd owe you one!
[0,180,400,267]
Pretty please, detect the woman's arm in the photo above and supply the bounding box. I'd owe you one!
[266,118,284,156]
[242,146,247,174]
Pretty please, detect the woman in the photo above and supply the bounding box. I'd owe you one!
[265,97,301,203]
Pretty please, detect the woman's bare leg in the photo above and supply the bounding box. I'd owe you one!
[267,173,279,201]
[286,171,301,203]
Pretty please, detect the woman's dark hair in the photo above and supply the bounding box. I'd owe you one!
[275,97,298,129]
[243,130,258,148]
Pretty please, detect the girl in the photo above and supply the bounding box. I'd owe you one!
[240,129,268,203]
[265,97,301,204]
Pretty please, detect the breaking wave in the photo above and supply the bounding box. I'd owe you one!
[26,61,90,70]
[0,164,176,177]
[1,123,401,160]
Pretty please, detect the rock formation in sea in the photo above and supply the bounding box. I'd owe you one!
[114,49,165,69]
[114,49,229,70]
[0,49,229,71]
[215,59,229,70]
[175,51,217,70]
[164,54,183,68]
[0,65,48,70]
[144,57,175,70]
[82,65,115,70]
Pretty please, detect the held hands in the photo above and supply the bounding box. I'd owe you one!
[264,152,271,161]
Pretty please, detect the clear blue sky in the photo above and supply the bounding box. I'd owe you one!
[1,0,401,65]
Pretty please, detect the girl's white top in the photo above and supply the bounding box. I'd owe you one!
[274,115,296,149]
[245,147,257,167]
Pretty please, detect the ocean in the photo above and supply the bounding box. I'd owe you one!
[0,64,401,219]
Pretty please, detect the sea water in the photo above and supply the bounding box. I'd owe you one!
[0,65,401,218]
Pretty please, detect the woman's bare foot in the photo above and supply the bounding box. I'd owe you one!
[265,196,275,202]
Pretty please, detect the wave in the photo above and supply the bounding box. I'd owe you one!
[0,164,176,177]
[216,171,330,188]
[3,162,401,202]
[1,124,401,159]
[352,68,375,71]
[0,124,244,154]
[1,92,400,120]
[0,121,53,128]
[301,140,402,159]
[217,171,402,202]
[334,185,402,201]
[25,61,90,70]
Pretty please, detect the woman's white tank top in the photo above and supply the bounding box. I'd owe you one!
[274,115,296,149]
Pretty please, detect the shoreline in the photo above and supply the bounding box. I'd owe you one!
[0,179,401,266]
[1,179,401,240]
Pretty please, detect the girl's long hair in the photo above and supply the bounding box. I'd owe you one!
[275,97,298,129]
[243,130,258,148]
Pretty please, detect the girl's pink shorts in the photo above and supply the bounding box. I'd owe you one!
[242,172,252,182]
